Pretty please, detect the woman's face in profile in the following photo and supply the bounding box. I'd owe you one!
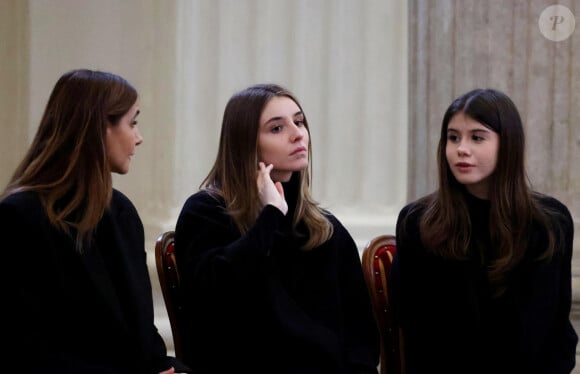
[105,101,143,174]
[257,96,309,182]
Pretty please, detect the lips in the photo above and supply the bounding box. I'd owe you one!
[290,147,307,156]
[455,162,473,172]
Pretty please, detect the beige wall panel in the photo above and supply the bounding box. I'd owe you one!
[408,0,436,200]
[0,1,29,188]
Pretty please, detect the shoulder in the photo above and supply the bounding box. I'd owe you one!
[322,210,348,234]
[532,192,573,226]
[398,200,422,220]
[397,196,430,227]
[176,190,229,231]
[319,210,359,251]
[180,189,225,214]
[0,190,44,219]
[111,189,138,215]
[533,192,571,215]
[394,195,434,249]
[0,190,41,208]
[175,190,231,245]
[111,188,132,206]
[0,191,47,237]
[531,192,574,256]
[109,190,143,231]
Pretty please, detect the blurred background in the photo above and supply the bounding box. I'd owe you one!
[1,0,578,367]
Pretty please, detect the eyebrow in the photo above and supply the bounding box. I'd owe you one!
[133,110,141,119]
[263,111,303,126]
[447,127,490,133]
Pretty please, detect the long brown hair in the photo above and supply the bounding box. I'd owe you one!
[417,88,557,289]
[2,69,138,249]
[202,83,332,249]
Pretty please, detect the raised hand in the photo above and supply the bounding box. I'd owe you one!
[257,162,288,215]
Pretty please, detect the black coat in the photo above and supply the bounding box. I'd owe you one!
[0,190,188,373]
[391,192,577,373]
[174,182,380,374]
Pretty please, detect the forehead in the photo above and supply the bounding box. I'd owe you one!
[447,112,488,130]
[128,100,140,113]
[260,96,300,123]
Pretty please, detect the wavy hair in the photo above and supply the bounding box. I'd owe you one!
[2,69,138,249]
[201,83,332,249]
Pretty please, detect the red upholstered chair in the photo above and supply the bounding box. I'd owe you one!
[361,235,404,374]
[155,230,184,360]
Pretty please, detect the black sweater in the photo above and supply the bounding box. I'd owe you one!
[391,191,577,373]
[174,178,379,373]
[0,190,188,373]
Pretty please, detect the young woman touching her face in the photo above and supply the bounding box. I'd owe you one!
[175,83,380,373]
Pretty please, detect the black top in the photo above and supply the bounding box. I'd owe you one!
[0,190,189,373]
[174,176,380,373]
[391,191,577,373]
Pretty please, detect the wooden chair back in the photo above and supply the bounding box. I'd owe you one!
[361,234,404,374]
[154,230,184,360]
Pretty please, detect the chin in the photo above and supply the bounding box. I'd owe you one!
[271,172,293,182]
[279,174,293,182]
[111,165,130,174]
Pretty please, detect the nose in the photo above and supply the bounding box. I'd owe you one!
[135,128,143,146]
[290,122,305,142]
[457,140,469,156]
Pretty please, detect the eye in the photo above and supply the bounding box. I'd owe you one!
[271,125,282,133]
[131,120,138,127]
[472,135,484,142]
[294,119,305,127]
[447,134,459,142]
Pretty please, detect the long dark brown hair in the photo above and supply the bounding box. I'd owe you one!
[2,69,138,249]
[202,83,332,250]
[417,88,557,289]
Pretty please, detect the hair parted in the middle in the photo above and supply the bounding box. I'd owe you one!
[201,83,332,250]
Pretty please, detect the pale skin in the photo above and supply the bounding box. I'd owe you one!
[105,101,143,174]
[256,96,310,215]
[445,112,500,199]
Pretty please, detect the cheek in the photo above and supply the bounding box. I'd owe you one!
[257,135,282,160]
[485,144,499,167]
[125,132,134,149]
[259,150,275,164]
[445,144,453,161]
[104,136,114,156]
[487,153,499,171]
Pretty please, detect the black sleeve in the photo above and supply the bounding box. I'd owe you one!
[174,191,284,293]
[544,198,577,372]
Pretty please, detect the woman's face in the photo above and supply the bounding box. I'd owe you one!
[105,101,142,174]
[445,112,499,199]
[257,96,309,182]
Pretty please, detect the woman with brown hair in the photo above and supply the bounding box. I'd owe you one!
[0,69,190,373]
[175,83,379,373]
[391,88,577,373]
